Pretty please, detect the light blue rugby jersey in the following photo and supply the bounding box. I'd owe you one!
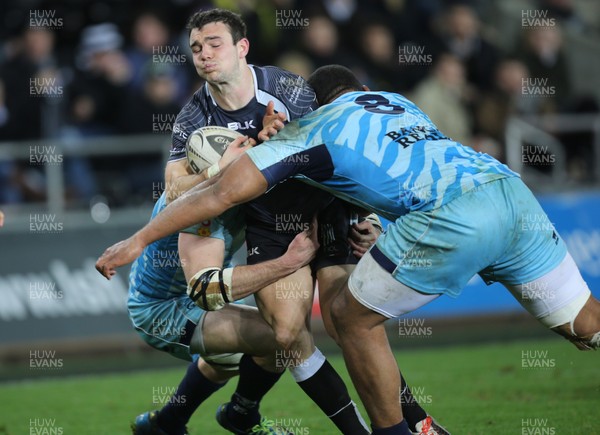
[128,192,245,300]
[246,91,518,221]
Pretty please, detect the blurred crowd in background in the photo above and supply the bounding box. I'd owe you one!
[0,0,599,207]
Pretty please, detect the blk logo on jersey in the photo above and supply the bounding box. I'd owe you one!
[227,120,255,131]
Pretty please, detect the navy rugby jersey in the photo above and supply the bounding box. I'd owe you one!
[169,65,316,162]
[169,64,324,232]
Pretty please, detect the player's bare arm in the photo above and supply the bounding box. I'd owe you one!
[165,135,252,203]
[180,222,319,309]
[95,153,267,278]
[164,159,203,204]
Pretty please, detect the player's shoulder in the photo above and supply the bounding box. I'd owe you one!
[252,65,304,87]
[250,65,316,115]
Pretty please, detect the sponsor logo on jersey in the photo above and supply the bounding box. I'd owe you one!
[385,126,449,149]
[227,120,256,131]
[172,123,188,139]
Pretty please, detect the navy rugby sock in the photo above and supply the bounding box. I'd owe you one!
[227,354,283,429]
[400,374,428,431]
[372,419,411,435]
[291,350,369,434]
[157,360,225,434]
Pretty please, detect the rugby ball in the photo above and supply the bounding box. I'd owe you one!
[202,352,243,371]
[186,126,243,174]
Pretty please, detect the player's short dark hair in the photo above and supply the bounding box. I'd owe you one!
[186,8,247,43]
[307,65,363,105]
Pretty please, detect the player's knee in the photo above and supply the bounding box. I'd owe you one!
[273,324,303,350]
[552,324,600,351]
[545,295,600,351]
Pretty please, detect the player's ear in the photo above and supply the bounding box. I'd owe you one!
[362,85,370,91]
[237,38,250,58]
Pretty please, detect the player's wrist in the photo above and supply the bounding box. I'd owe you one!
[364,213,383,234]
[206,162,221,178]
[131,230,151,252]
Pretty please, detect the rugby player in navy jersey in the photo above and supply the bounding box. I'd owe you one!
[98,65,600,435]
[163,9,369,435]
[153,8,439,435]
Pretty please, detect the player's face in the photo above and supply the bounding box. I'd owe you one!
[189,22,248,84]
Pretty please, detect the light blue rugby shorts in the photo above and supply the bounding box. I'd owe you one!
[128,291,205,362]
[374,176,568,297]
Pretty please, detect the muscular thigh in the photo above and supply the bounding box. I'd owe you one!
[201,304,278,356]
[254,266,315,329]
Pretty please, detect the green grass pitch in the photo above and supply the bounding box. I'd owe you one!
[1,338,597,434]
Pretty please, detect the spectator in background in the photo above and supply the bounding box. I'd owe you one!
[125,11,191,105]
[298,0,358,49]
[275,51,314,79]
[474,58,532,148]
[0,78,21,204]
[434,4,500,92]
[299,15,353,68]
[411,53,473,146]
[353,20,407,93]
[0,27,73,204]
[539,0,588,34]
[112,64,176,203]
[68,23,131,136]
[0,27,64,140]
[516,25,571,113]
[119,64,180,134]
[62,23,132,205]
[316,0,357,24]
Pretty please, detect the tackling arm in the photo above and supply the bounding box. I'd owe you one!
[165,135,254,204]
[164,159,208,204]
[95,154,269,279]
